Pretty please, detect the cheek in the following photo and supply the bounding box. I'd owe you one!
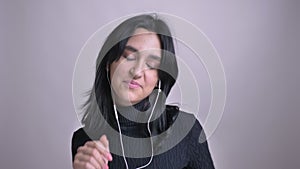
[110,63,124,94]
[110,61,128,81]
[109,62,117,77]
[145,71,159,89]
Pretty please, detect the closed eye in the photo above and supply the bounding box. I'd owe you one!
[146,61,160,69]
[122,49,137,61]
[123,46,138,61]
[123,54,136,61]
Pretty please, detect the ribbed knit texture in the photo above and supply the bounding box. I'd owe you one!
[72,100,215,169]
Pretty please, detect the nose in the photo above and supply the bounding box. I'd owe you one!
[129,62,144,79]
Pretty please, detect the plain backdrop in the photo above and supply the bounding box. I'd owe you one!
[1,0,299,169]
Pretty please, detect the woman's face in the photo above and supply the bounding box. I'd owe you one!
[109,28,161,106]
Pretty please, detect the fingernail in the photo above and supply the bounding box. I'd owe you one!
[107,153,113,161]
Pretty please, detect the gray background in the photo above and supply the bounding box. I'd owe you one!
[1,0,299,169]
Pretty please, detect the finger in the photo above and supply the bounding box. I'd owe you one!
[95,141,112,161]
[77,146,106,168]
[75,151,102,169]
[100,135,109,151]
[95,141,112,162]
[73,158,96,169]
[98,136,112,162]
[85,141,112,161]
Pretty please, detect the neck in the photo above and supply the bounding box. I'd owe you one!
[116,97,151,124]
[117,97,150,111]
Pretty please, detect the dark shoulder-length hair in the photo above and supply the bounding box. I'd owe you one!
[81,14,179,137]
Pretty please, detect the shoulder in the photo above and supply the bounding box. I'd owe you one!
[165,105,180,124]
[72,128,92,144]
[165,104,200,126]
[165,104,204,138]
[72,128,87,137]
[72,127,90,139]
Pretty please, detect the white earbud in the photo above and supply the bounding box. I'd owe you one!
[158,80,161,93]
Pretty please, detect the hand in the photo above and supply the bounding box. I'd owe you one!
[73,135,113,169]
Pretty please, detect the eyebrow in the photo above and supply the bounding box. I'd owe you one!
[125,45,161,61]
[124,45,138,52]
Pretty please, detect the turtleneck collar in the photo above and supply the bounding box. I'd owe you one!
[111,92,172,138]
[113,97,153,138]
[116,96,152,126]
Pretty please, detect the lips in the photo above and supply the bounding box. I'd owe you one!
[125,80,142,89]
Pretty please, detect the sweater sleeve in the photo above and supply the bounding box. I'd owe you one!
[186,120,215,169]
[71,128,92,162]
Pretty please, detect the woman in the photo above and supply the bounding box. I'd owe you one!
[72,14,215,169]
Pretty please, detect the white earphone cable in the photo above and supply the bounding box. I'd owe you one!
[113,104,130,169]
[136,81,161,169]
[109,71,161,169]
[107,70,129,169]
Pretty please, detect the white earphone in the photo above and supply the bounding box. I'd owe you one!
[108,69,161,168]
[157,80,161,92]
[106,68,161,169]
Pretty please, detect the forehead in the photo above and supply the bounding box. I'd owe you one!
[126,28,161,53]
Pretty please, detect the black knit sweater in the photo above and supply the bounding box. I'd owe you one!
[71,101,215,169]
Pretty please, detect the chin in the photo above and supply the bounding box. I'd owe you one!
[115,93,140,106]
[128,96,141,105]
